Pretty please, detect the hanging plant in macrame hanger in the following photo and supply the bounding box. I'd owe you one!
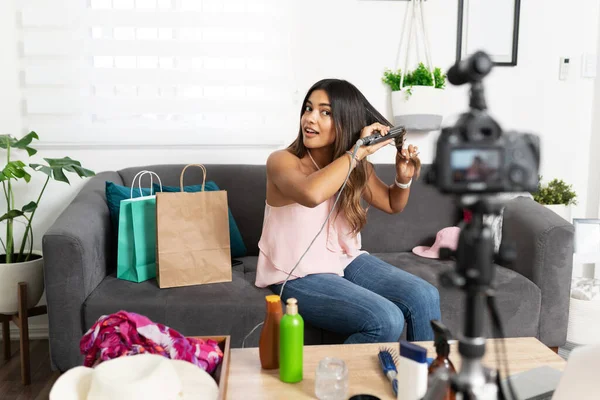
[381,0,447,133]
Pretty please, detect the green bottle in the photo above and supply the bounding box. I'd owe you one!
[279,297,304,383]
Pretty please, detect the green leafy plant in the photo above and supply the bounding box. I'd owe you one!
[532,176,578,206]
[1,132,96,264]
[382,62,446,95]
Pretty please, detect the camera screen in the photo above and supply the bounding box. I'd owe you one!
[451,149,502,184]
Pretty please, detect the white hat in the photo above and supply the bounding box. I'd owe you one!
[49,353,219,400]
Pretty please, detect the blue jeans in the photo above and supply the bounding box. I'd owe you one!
[270,254,441,343]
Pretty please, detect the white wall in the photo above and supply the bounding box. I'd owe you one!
[1,0,599,337]
[0,0,48,337]
[291,0,599,220]
[587,5,600,219]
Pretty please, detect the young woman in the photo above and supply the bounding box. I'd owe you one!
[255,78,441,342]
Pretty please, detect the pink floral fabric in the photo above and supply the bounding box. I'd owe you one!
[80,310,223,374]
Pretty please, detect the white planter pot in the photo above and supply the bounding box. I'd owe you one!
[544,204,571,222]
[391,86,445,132]
[567,297,600,345]
[0,251,45,314]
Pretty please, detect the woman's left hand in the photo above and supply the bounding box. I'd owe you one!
[396,144,421,183]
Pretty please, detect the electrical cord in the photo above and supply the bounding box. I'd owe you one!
[277,140,363,299]
[487,292,519,400]
[242,140,364,348]
[486,296,508,399]
[242,321,264,349]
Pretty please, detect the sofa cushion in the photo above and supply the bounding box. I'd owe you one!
[82,261,270,347]
[373,252,541,339]
[243,252,540,340]
[361,165,461,253]
[105,181,152,230]
[84,252,540,347]
[117,164,462,256]
[83,257,334,348]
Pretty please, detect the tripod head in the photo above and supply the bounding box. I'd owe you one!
[425,51,539,196]
[440,196,503,293]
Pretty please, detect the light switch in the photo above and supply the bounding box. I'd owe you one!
[559,57,570,81]
[582,53,597,78]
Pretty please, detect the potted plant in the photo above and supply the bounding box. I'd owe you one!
[1,132,95,314]
[533,176,577,222]
[382,62,447,132]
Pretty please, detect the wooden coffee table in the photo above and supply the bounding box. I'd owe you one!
[226,337,566,400]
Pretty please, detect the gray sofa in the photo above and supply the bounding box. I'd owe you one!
[42,164,574,372]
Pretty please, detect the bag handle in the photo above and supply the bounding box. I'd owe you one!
[130,170,163,199]
[179,164,207,192]
[143,171,163,196]
[130,170,148,198]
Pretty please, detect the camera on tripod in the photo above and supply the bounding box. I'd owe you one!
[421,51,542,400]
[426,51,541,195]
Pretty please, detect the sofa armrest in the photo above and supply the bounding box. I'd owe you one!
[501,196,574,347]
[42,171,121,371]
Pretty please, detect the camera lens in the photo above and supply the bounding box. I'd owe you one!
[474,54,493,76]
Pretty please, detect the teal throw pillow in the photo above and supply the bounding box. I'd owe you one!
[105,181,153,230]
[153,182,247,258]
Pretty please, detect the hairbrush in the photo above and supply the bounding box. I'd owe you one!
[377,346,399,396]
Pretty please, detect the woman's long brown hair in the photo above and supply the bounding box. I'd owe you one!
[287,79,393,235]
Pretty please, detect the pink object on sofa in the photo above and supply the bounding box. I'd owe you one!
[80,310,223,373]
[412,226,460,259]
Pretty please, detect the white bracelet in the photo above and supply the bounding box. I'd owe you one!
[394,177,412,189]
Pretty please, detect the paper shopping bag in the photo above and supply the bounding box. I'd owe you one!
[155,164,232,288]
[117,171,163,283]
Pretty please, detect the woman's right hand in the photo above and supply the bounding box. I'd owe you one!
[356,122,394,160]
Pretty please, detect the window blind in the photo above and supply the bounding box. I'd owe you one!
[18,0,295,147]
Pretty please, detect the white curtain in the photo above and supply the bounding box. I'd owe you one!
[17,0,295,146]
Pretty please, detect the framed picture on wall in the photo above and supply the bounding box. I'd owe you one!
[456,0,521,66]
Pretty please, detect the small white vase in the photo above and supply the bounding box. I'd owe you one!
[544,204,571,222]
[391,86,445,132]
[0,251,45,314]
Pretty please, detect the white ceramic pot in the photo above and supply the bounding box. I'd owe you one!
[391,86,445,132]
[567,297,600,345]
[0,251,45,314]
[544,204,571,222]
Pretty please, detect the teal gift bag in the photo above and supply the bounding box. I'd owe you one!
[117,171,162,283]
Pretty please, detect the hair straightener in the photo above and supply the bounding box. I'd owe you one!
[358,125,406,147]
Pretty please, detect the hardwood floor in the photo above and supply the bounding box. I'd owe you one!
[0,340,60,400]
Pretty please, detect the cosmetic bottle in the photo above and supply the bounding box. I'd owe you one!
[279,298,304,383]
[428,320,456,400]
[397,340,428,400]
[259,294,283,369]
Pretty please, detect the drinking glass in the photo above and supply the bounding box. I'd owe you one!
[314,357,349,400]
